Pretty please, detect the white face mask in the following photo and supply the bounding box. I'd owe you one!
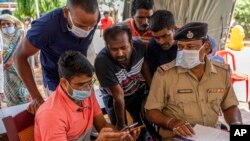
[176,45,205,69]
[68,12,93,38]
[2,26,15,35]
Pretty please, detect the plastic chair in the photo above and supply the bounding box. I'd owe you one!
[215,50,249,102]
[2,110,35,141]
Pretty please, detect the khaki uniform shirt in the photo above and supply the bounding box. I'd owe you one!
[145,58,239,127]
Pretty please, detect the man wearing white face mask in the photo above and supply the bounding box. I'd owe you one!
[14,0,100,114]
[145,22,242,140]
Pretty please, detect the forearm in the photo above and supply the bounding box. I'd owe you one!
[223,106,242,125]
[146,109,172,129]
[14,55,42,99]
[113,96,126,129]
[94,114,116,132]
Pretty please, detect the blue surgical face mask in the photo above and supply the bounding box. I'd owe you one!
[70,88,92,101]
[67,82,92,101]
[176,45,205,69]
[2,26,15,35]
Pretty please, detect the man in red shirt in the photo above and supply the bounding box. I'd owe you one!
[35,51,139,141]
[122,0,154,46]
[100,11,113,36]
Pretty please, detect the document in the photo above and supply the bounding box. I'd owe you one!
[175,124,229,141]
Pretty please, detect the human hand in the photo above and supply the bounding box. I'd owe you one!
[27,97,44,114]
[4,57,14,70]
[169,119,195,137]
[125,126,141,141]
[96,127,130,141]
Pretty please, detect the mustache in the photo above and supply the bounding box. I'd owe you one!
[115,57,127,61]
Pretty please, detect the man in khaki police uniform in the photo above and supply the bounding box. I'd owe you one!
[145,22,242,140]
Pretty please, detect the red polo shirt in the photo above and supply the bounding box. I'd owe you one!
[35,85,102,141]
[101,17,113,31]
[126,18,152,47]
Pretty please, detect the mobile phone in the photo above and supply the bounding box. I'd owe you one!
[120,122,139,131]
[129,124,145,132]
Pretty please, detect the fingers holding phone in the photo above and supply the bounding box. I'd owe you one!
[120,122,145,141]
[96,127,129,141]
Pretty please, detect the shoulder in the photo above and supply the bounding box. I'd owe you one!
[133,38,145,52]
[132,38,146,55]
[96,48,109,60]
[133,38,145,47]
[30,8,63,30]
[148,39,156,47]
[210,60,230,71]
[157,60,177,74]
[95,48,113,67]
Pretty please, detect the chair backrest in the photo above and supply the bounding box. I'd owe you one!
[140,95,161,141]
[2,110,35,141]
[215,50,236,71]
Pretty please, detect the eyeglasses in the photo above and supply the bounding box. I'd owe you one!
[1,22,14,27]
[69,78,96,91]
[80,78,96,90]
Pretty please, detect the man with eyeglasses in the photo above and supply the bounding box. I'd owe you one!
[122,0,154,46]
[14,0,99,114]
[145,22,242,140]
[35,51,140,141]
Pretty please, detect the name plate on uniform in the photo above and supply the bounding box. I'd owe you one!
[177,89,193,93]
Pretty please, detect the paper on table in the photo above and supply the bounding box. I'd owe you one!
[182,124,229,141]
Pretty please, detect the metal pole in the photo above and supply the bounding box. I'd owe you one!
[35,0,40,19]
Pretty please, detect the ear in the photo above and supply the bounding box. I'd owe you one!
[204,41,211,54]
[60,78,67,89]
[130,40,134,48]
[105,43,109,48]
[63,7,69,18]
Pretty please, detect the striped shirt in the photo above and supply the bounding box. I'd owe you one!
[95,38,146,96]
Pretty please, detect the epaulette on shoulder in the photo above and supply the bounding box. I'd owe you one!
[157,60,176,74]
[211,60,230,70]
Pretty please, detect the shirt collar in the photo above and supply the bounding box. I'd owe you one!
[57,85,82,112]
[130,18,151,36]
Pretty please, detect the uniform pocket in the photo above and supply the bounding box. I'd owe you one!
[174,93,197,118]
[208,93,223,115]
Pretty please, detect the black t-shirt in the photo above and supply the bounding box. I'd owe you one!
[94,39,146,96]
[147,39,178,75]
